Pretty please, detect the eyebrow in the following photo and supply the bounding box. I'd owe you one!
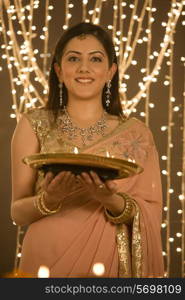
[64,50,105,57]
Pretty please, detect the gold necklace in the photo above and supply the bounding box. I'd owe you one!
[58,106,108,145]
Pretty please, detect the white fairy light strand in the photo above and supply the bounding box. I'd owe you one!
[166,11,174,275]
[145,0,152,126]
[182,59,185,277]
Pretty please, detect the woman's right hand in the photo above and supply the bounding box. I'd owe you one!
[42,171,75,209]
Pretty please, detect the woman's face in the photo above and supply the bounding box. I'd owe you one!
[55,35,116,102]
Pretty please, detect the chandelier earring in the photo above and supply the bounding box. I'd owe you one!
[105,80,111,107]
[59,82,63,107]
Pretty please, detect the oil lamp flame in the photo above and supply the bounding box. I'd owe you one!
[74,147,79,154]
[106,151,110,157]
[128,158,135,163]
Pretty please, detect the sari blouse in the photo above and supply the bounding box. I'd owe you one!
[19,107,164,278]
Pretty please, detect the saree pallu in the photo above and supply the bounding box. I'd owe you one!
[19,108,164,277]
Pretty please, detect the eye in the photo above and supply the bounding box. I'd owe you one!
[91,56,102,62]
[67,56,79,62]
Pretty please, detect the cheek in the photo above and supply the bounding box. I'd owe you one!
[95,69,109,85]
[93,64,109,77]
[60,62,74,80]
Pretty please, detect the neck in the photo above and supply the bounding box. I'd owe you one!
[66,98,104,124]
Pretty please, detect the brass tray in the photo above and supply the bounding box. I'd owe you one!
[23,152,143,181]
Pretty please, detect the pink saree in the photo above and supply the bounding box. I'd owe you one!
[19,108,164,277]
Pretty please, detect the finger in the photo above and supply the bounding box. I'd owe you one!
[51,171,68,184]
[42,172,54,190]
[81,172,94,185]
[89,170,102,186]
[76,174,89,187]
[45,171,54,179]
[47,171,70,192]
[65,173,75,187]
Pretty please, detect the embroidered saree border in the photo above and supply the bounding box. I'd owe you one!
[116,202,142,278]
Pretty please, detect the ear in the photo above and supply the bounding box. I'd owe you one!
[107,63,117,81]
[54,62,62,81]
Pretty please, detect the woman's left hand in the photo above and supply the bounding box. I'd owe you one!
[77,171,127,217]
[76,170,118,205]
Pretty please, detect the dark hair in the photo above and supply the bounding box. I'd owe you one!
[46,22,124,119]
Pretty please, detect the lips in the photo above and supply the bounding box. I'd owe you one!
[75,77,94,84]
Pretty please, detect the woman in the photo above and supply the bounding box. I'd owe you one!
[11,22,164,277]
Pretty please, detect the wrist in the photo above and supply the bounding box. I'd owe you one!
[104,193,135,224]
[34,191,62,216]
[104,193,125,216]
[44,192,62,210]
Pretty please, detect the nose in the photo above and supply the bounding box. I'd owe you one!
[78,59,90,73]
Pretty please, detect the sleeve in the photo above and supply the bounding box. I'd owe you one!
[23,107,50,149]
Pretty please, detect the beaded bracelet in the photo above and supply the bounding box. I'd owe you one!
[104,192,134,224]
[34,191,62,216]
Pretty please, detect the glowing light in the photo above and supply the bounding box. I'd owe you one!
[161,223,167,228]
[74,147,79,154]
[37,265,50,278]
[173,106,180,112]
[176,233,182,237]
[161,155,167,160]
[177,172,182,176]
[161,126,167,131]
[169,238,174,242]
[176,248,182,252]
[10,114,16,118]
[92,263,105,277]
[106,151,110,157]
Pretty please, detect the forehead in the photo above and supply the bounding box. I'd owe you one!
[63,35,106,54]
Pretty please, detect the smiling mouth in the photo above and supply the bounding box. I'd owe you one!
[75,78,94,84]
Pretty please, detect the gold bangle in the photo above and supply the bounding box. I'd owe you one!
[34,192,62,216]
[104,192,134,224]
[40,191,62,214]
[33,194,48,216]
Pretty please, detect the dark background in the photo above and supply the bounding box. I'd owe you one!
[0,0,184,277]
